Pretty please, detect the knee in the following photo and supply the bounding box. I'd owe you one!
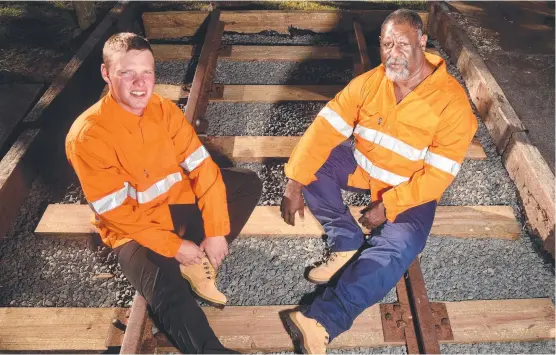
[239,168,263,199]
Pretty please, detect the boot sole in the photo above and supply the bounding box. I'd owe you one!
[181,273,227,309]
[285,313,311,354]
[306,276,330,285]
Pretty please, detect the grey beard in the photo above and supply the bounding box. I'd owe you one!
[385,66,410,81]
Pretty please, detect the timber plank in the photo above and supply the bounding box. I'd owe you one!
[445,298,555,343]
[143,10,428,38]
[210,84,342,102]
[204,136,486,161]
[100,84,189,101]
[35,204,520,240]
[0,130,39,240]
[153,44,354,61]
[152,44,196,60]
[0,84,43,153]
[154,299,555,352]
[0,307,121,351]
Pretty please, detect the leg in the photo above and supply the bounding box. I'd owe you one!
[304,200,437,340]
[115,242,235,354]
[302,142,367,252]
[169,167,262,245]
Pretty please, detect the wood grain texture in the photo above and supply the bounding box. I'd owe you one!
[445,298,555,343]
[0,307,119,351]
[203,136,485,161]
[35,204,520,240]
[142,10,428,38]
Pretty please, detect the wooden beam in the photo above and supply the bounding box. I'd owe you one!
[210,84,343,102]
[142,10,428,38]
[152,44,354,61]
[0,307,121,351]
[185,10,224,132]
[152,44,196,61]
[1,299,552,352]
[0,130,39,241]
[204,136,486,161]
[428,2,555,256]
[35,204,520,240]
[73,1,97,31]
[444,298,555,343]
[0,84,43,156]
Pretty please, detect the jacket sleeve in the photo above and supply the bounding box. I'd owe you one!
[168,102,230,238]
[381,96,478,221]
[284,73,371,185]
[67,131,183,257]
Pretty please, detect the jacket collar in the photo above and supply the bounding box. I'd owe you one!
[104,91,155,133]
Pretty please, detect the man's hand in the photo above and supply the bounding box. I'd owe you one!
[175,240,204,267]
[280,179,305,226]
[201,236,228,269]
[358,201,387,230]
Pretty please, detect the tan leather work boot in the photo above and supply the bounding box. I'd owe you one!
[307,250,357,284]
[286,311,329,354]
[179,256,227,307]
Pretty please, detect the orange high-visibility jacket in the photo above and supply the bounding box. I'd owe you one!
[66,92,229,257]
[285,53,478,221]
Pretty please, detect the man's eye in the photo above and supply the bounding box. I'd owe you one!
[382,42,393,49]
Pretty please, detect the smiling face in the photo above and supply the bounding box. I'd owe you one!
[101,49,155,116]
[380,21,427,82]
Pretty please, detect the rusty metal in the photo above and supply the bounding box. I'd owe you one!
[105,307,129,348]
[404,259,441,354]
[381,302,454,344]
[430,302,454,341]
[184,10,225,133]
[395,277,420,354]
[120,292,149,354]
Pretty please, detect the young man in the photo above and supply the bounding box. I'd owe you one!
[66,32,262,353]
[281,9,478,353]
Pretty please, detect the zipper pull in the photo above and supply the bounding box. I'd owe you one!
[144,169,149,178]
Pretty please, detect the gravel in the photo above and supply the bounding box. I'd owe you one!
[153,32,347,46]
[214,59,354,85]
[421,236,555,302]
[156,60,195,85]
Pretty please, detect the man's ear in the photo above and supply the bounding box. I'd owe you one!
[420,34,428,51]
[101,63,110,84]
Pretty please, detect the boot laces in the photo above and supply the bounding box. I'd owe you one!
[202,260,216,280]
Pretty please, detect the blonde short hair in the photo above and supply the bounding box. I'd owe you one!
[102,32,153,68]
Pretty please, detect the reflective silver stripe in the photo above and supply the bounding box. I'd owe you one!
[318,106,353,138]
[181,145,210,172]
[354,125,428,161]
[89,172,183,214]
[353,149,410,186]
[90,183,130,214]
[135,172,182,203]
[424,151,461,176]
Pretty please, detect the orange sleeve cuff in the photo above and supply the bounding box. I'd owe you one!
[381,188,400,222]
[204,221,231,238]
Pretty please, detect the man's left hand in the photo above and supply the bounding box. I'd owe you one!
[358,201,387,230]
[200,236,229,269]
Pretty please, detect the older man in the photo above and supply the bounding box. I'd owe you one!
[66,33,261,353]
[281,9,477,353]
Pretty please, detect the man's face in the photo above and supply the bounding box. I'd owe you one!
[380,21,427,82]
[101,49,155,115]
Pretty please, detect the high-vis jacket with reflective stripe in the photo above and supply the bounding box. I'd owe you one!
[66,92,229,257]
[285,53,478,221]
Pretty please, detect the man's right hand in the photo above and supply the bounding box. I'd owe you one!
[280,179,305,226]
[175,240,204,266]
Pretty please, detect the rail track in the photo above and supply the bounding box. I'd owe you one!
[0,2,554,354]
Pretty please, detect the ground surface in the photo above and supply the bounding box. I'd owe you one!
[0,2,554,354]
[450,1,555,173]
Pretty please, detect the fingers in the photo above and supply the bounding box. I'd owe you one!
[298,206,304,220]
